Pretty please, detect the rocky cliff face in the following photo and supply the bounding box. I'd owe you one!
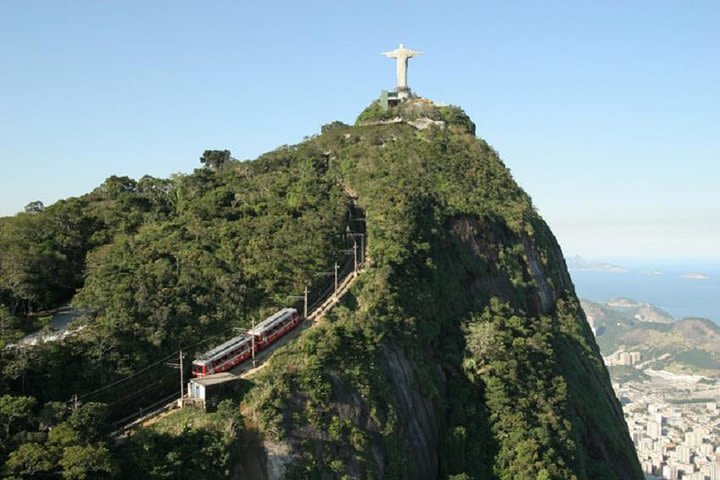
[235,100,643,479]
[451,215,574,316]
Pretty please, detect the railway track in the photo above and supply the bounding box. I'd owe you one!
[233,266,361,378]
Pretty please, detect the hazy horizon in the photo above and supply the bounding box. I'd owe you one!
[570,261,720,325]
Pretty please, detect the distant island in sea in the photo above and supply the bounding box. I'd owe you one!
[681,272,711,280]
[565,255,628,272]
[567,256,720,326]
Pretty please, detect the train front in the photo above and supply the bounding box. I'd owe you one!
[191,358,209,377]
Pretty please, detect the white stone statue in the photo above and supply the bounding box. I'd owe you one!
[381,43,422,90]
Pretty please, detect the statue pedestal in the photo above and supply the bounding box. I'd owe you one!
[397,87,411,100]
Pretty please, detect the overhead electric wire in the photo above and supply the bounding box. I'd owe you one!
[76,351,178,401]
[105,379,170,409]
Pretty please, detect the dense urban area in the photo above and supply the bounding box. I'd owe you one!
[586,297,720,480]
[613,368,720,480]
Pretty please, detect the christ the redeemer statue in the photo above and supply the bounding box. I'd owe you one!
[382,43,422,90]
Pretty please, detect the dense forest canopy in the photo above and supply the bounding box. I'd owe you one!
[0,100,641,479]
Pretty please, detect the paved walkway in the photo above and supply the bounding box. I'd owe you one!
[11,304,89,347]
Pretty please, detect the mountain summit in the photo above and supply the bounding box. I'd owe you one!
[232,100,643,479]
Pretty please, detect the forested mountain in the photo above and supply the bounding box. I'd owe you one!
[0,99,642,479]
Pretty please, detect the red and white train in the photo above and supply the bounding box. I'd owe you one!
[191,308,301,377]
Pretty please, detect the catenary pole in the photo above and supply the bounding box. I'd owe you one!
[179,350,184,403]
[353,242,358,273]
[251,317,256,367]
[304,285,308,319]
[334,262,339,295]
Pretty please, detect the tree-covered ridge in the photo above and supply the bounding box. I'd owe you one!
[0,174,173,321]
[74,151,348,371]
[0,100,641,479]
[0,144,353,477]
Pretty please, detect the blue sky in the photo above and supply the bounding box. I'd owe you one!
[2,1,718,260]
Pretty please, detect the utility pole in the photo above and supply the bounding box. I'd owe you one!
[72,394,78,412]
[334,262,339,295]
[353,242,358,273]
[304,285,309,319]
[165,351,185,407]
[357,233,365,266]
[251,317,256,368]
[179,350,184,402]
[349,216,366,265]
[348,232,365,268]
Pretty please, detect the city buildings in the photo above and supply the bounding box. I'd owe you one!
[614,373,720,479]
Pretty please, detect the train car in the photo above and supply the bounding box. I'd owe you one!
[191,334,253,377]
[191,307,301,377]
[249,308,301,350]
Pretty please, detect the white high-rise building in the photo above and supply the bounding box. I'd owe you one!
[663,464,678,480]
[686,430,707,448]
[708,461,720,480]
[675,445,692,464]
[647,420,662,440]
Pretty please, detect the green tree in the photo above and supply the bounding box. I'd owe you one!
[0,305,22,347]
[5,442,55,477]
[0,213,61,312]
[66,403,108,442]
[38,401,69,431]
[23,201,45,214]
[199,149,231,170]
[59,443,117,479]
[47,422,81,449]
[0,395,36,443]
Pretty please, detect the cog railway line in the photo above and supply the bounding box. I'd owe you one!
[80,202,368,435]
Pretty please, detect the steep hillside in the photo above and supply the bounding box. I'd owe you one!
[232,99,642,479]
[0,99,642,479]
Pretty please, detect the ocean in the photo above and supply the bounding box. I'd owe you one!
[568,260,720,326]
